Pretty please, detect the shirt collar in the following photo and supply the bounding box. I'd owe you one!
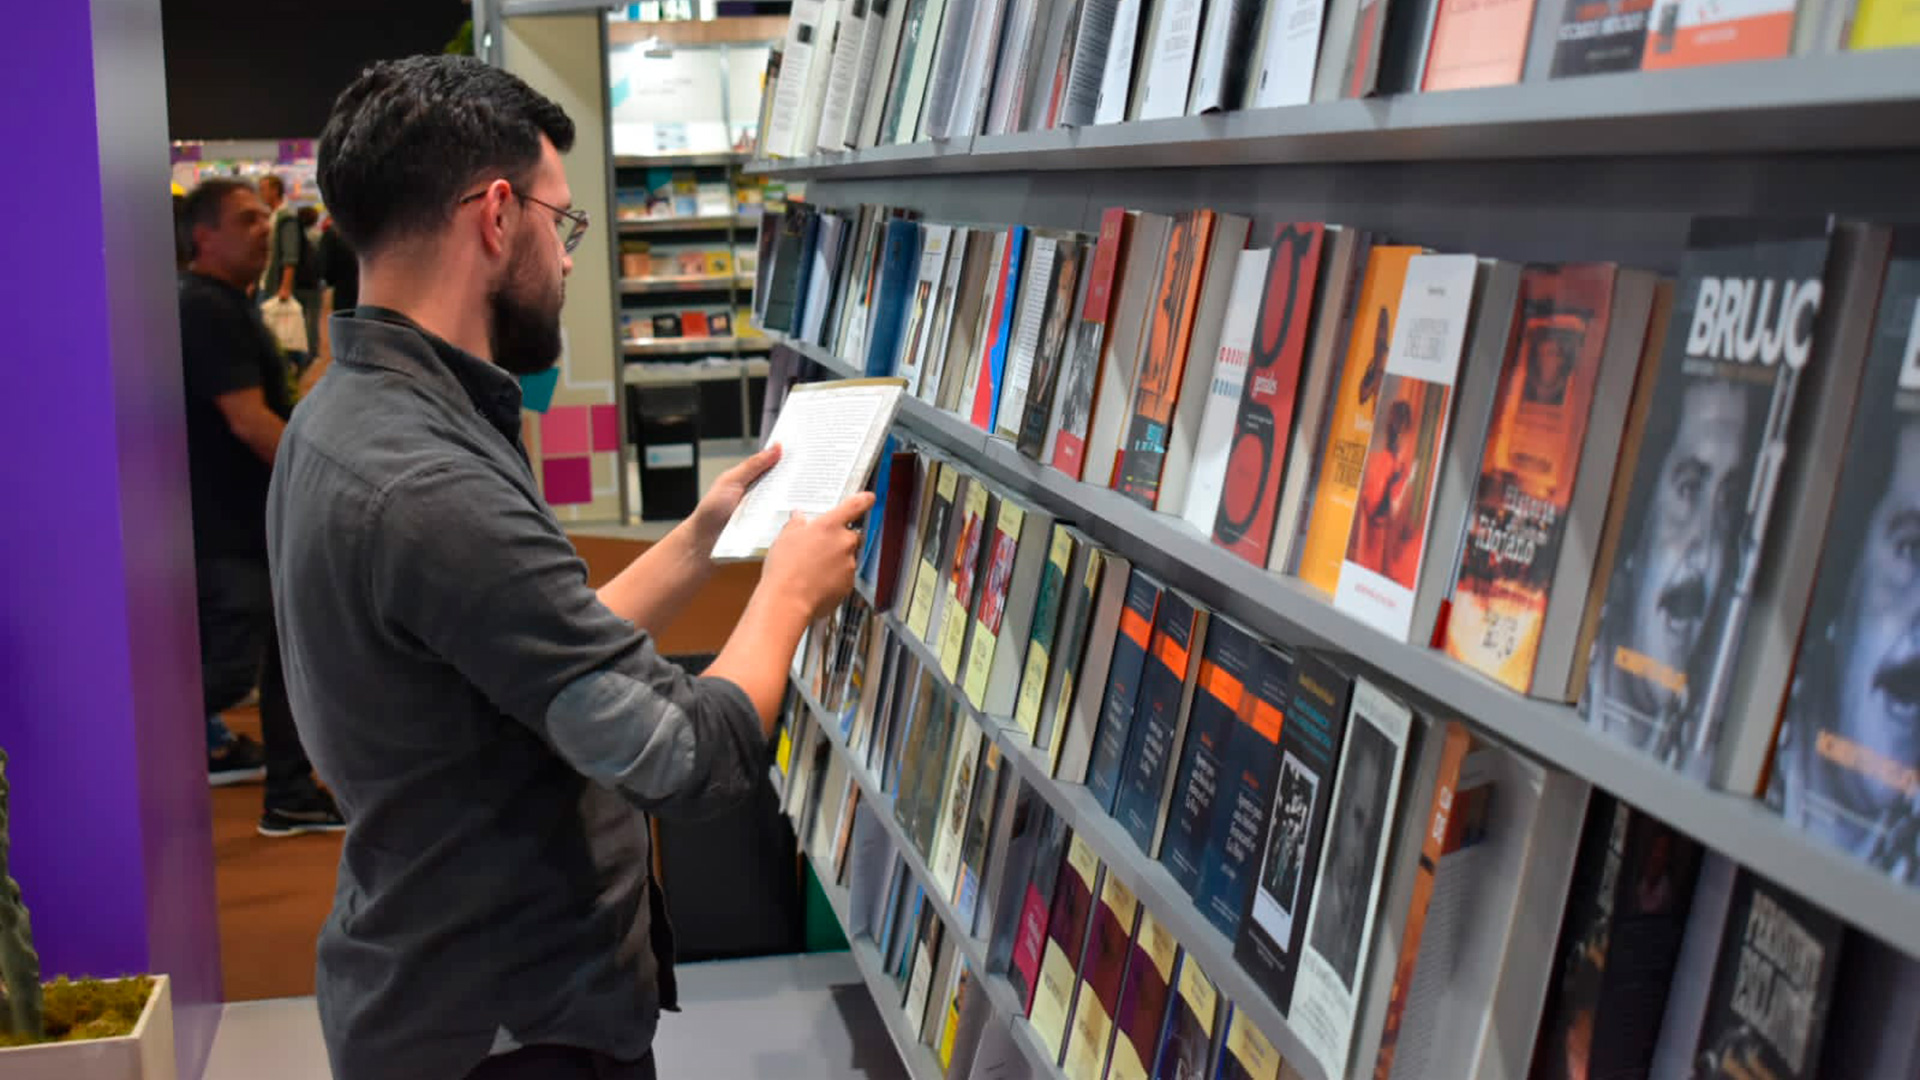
[341,306,525,446]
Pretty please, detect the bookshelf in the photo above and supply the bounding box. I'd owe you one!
[806,849,951,1080]
[622,335,772,357]
[791,679,1065,1079]
[746,49,1920,179]
[618,272,758,295]
[770,324,1920,964]
[617,211,763,234]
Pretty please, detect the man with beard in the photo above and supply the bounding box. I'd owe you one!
[1772,419,1920,879]
[269,57,870,1080]
[1586,378,1751,761]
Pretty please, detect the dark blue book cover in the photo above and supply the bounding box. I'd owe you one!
[786,208,822,336]
[864,218,925,376]
[1160,618,1262,897]
[984,226,1029,426]
[1194,642,1294,936]
[859,436,899,581]
[1114,592,1206,854]
[1231,651,1350,1012]
[1085,568,1165,812]
[1153,951,1221,1080]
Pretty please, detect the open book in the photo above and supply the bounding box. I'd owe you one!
[711,378,907,560]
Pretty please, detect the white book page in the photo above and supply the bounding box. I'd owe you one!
[1249,0,1328,109]
[1093,0,1146,124]
[1180,249,1267,532]
[996,237,1059,435]
[713,382,904,559]
[1136,0,1206,120]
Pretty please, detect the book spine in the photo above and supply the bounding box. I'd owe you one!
[1086,572,1163,810]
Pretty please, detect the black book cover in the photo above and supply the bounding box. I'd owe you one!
[1114,591,1205,853]
[789,206,823,336]
[763,202,815,333]
[1159,617,1261,896]
[1086,569,1166,811]
[1194,641,1294,938]
[1767,228,1920,883]
[650,312,683,339]
[1232,651,1354,1013]
[1532,793,1704,1080]
[1549,0,1654,78]
[1691,871,1845,1080]
[1580,217,1836,781]
[1017,238,1087,459]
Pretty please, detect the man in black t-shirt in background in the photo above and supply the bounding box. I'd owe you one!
[178,178,343,836]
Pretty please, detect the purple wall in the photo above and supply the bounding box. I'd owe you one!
[0,1,223,1077]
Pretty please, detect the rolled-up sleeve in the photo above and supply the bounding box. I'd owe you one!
[367,459,764,817]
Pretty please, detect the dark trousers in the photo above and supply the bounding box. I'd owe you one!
[195,555,313,803]
[463,1047,657,1080]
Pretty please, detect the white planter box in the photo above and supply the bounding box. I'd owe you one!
[0,975,174,1080]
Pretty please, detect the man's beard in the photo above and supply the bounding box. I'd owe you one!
[488,247,564,376]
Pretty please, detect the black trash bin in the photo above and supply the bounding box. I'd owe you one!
[628,382,700,521]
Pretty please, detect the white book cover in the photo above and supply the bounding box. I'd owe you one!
[766,0,827,157]
[929,720,984,896]
[897,224,956,396]
[797,0,846,153]
[922,0,984,140]
[896,0,959,144]
[1186,0,1255,113]
[951,0,1014,138]
[986,0,1044,134]
[1180,248,1268,533]
[1290,678,1414,1080]
[1332,254,1478,640]
[1058,0,1123,127]
[918,228,973,405]
[1135,0,1206,121]
[995,236,1061,438]
[1093,0,1147,125]
[1248,0,1330,108]
[842,0,894,147]
[855,0,911,147]
[1155,211,1252,515]
[713,380,905,559]
[816,0,870,151]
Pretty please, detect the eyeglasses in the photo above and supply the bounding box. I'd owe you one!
[458,185,590,253]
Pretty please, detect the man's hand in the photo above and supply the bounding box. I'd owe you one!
[762,492,876,621]
[688,444,782,557]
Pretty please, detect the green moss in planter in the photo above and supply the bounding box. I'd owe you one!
[0,976,153,1048]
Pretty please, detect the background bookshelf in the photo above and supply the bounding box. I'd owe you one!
[741,1,1920,1075]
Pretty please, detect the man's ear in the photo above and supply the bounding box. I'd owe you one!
[478,180,515,259]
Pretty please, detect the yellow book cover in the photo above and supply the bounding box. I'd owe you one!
[1032,836,1103,1062]
[1223,1008,1284,1080]
[1294,245,1422,595]
[1015,526,1077,738]
[939,483,993,681]
[906,465,960,639]
[1850,0,1920,48]
[1062,872,1141,1080]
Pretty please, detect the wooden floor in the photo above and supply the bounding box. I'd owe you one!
[215,536,759,1001]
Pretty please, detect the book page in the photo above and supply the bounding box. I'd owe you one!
[713,381,904,559]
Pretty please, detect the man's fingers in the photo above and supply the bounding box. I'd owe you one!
[821,491,877,528]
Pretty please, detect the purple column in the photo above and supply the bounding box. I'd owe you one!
[0,1,222,1078]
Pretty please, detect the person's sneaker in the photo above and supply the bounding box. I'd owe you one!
[258,788,347,838]
[209,734,267,786]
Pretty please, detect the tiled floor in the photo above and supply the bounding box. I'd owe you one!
[203,952,907,1080]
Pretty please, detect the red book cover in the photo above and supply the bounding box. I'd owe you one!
[1051,208,1132,480]
[683,311,712,338]
[1213,222,1327,566]
[970,236,1022,431]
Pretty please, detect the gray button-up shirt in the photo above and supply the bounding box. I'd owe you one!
[267,309,765,1080]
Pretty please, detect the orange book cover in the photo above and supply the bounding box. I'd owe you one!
[1370,722,1474,1080]
[1293,245,1421,595]
[1116,211,1216,508]
[1421,0,1537,91]
[1443,264,1615,692]
[1639,0,1794,70]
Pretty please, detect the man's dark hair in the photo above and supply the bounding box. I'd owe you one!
[179,178,255,261]
[259,173,286,199]
[317,55,575,256]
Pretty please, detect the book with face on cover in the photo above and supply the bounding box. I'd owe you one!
[712,378,905,560]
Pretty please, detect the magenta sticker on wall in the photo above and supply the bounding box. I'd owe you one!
[542,456,593,505]
[542,405,592,456]
[591,404,620,452]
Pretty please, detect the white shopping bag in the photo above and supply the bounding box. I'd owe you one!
[261,296,307,353]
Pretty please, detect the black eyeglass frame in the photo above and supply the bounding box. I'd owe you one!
[458,184,590,253]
